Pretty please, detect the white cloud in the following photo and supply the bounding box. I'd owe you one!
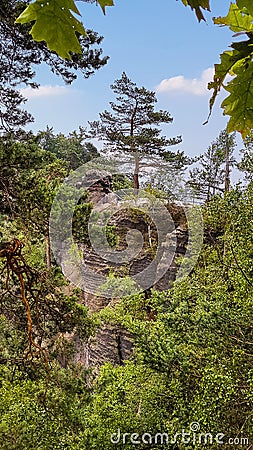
[156,68,214,96]
[20,85,69,99]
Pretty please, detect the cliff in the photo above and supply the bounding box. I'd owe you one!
[74,177,188,368]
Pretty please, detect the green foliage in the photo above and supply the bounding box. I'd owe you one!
[89,72,182,156]
[16,0,114,59]
[180,0,210,22]
[0,131,56,217]
[215,2,253,32]
[1,127,253,447]
[222,59,253,136]
[0,364,91,450]
[0,1,108,132]
[13,0,253,135]
[89,184,253,447]
[207,2,253,136]
[37,127,99,170]
[89,72,183,189]
[72,199,93,245]
[71,194,120,249]
[16,0,86,60]
[105,224,118,248]
[0,130,98,242]
[187,129,236,201]
[22,159,68,234]
[97,0,114,15]
[0,258,96,362]
[81,362,170,449]
[238,129,253,179]
[111,173,132,191]
[98,273,141,299]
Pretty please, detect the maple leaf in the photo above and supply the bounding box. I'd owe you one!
[206,39,253,123]
[214,3,253,33]
[206,2,253,136]
[222,60,253,137]
[16,0,86,59]
[236,0,253,18]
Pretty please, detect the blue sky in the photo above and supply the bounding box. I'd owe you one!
[22,0,243,157]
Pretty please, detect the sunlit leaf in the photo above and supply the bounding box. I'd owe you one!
[214,3,253,33]
[236,0,253,18]
[208,3,253,136]
[16,0,86,59]
[222,60,253,137]
[205,40,253,125]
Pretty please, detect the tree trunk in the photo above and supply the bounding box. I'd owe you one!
[134,152,140,194]
[225,134,230,194]
[130,99,139,194]
[45,232,51,270]
[207,183,211,202]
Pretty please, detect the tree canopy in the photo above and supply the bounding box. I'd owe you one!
[15,0,114,59]
[89,72,184,190]
[0,125,253,448]
[187,130,236,201]
[0,0,108,131]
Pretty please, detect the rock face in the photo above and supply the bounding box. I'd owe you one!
[86,324,134,367]
[75,177,188,368]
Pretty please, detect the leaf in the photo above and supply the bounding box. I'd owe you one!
[208,2,253,136]
[16,0,86,59]
[214,3,253,33]
[180,0,210,22]
[222,60,253,138]
[236,0,253,18]
[205,39,253,125]
[97,0,114,15]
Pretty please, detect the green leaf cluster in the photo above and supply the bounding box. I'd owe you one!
[16,0,86,59]
[88,184,253,447]
[0,127,253,447]
[15,0,114,59]
[208,1,253,137]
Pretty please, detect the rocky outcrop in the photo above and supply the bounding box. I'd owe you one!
[74,178,189,368]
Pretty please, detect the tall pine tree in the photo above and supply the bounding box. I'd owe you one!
[188,130,236,202]
[238,131,253,182]
[89,72,183,191]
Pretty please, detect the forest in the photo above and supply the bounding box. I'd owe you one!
[1,1,253,449]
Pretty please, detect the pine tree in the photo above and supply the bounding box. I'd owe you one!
[238,131,253,182]
[89,72,183,191]
[188,130,236,202]
[37,126,99,170]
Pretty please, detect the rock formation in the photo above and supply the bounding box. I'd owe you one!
[74,177,189,368]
